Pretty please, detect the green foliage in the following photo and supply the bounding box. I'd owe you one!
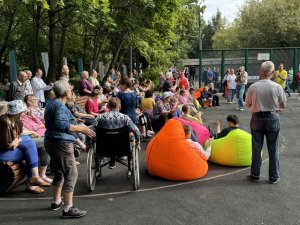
[0,0,208,81]
[202,9,227,49]
[213,0,300,48]
[139,67,166,90]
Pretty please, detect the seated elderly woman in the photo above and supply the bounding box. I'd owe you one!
[151,92,178,132]
[79,71,93,96]
[0,100,50,194]
[66,92,95,126]
[24,92,44,121]
[44,79,95,218]
[22,94,52,184]
[85,88,108,117]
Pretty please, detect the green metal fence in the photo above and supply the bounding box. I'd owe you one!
[199,47,299,92]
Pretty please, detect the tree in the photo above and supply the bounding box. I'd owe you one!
[202,9,227,49]
[213,0,300,49]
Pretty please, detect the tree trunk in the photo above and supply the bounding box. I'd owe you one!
[58,25,67,70]
[0,9,16,64]
[47,0,57,82]
[92,33,108,70]
[101,37,126,84]
[31,2,42,73]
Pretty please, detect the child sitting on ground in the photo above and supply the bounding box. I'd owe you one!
[183,124,213,160]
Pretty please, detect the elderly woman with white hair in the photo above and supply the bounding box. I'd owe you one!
[44,79,95,218]
[0,100,50,194]
[79,70,93,96]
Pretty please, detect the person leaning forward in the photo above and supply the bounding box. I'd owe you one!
[44,79,95,218]
[245,61,287,184]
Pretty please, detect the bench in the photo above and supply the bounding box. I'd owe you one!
[75,96,89,111]
[0,161,26,194]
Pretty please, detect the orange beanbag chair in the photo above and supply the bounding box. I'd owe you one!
[174,118,210,146]
[146,119,208,180]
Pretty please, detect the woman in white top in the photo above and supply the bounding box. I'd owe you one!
[88,69,100,87]
[226,68,237,103]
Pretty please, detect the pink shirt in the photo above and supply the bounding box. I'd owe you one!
[21,114,46,137]
[85,98,99,113]
[178,95,190,105]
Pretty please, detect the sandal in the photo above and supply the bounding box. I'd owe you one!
[28,177,51,187]
[40,175,53,184]
[25,185,45,194]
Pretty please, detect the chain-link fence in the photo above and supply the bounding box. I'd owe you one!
[183,47,299,92]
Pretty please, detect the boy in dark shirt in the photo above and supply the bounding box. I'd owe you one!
[213,114,247,139]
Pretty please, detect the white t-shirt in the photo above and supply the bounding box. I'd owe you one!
[186,139,211,160]
[226,74,237,89]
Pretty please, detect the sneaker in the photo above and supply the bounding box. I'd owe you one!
[51,201,63,211]
[239,108,245,111]
[147,130,154,135]
[247,175,259,182]
[268,178,280,184]
[62,206,87,218]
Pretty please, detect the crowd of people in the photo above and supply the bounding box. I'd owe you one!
[0,60,289,218]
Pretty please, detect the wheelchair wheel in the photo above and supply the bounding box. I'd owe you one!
[132,147,140,190]
[86,144,96,191]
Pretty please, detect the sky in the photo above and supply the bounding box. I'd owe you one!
[203,0,246,23]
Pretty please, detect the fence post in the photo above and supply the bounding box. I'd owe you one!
[244,48,248,72]
[293,48,298,92]
[199,49,202,88]
[220,50,225,92]
[269,48,273,61]
[77,58,83,77]
[9,50,18,82]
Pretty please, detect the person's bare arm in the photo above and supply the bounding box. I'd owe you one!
[279,101,286,110]
[214,120,221,134]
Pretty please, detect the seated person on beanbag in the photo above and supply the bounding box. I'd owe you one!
[213,114,248,139]
[183,124,213,160]
[181,104,203,125]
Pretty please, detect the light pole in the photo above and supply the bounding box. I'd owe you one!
[198,0,203,87]
[198,1,202,51]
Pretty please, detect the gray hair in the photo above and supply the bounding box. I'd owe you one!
[261,61,275,76]
[53,80,71,98]
[0,101,8,116]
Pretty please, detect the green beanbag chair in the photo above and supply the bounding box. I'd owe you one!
[208,129,252,167]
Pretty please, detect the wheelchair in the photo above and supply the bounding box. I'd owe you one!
[86,126,140,191]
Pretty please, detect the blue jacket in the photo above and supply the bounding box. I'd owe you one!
[44,99,76,142]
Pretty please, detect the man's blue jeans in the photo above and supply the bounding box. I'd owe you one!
[236,84,245,109]
[250,112,280,180]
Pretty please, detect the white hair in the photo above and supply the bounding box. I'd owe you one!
[261,61,274,75]
[53,80,70,98]
[165,72,173,79]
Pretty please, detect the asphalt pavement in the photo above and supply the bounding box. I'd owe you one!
[1,93,300,225]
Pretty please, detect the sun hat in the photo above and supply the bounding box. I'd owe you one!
[7,100,27,115]
[162,92,172,99]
